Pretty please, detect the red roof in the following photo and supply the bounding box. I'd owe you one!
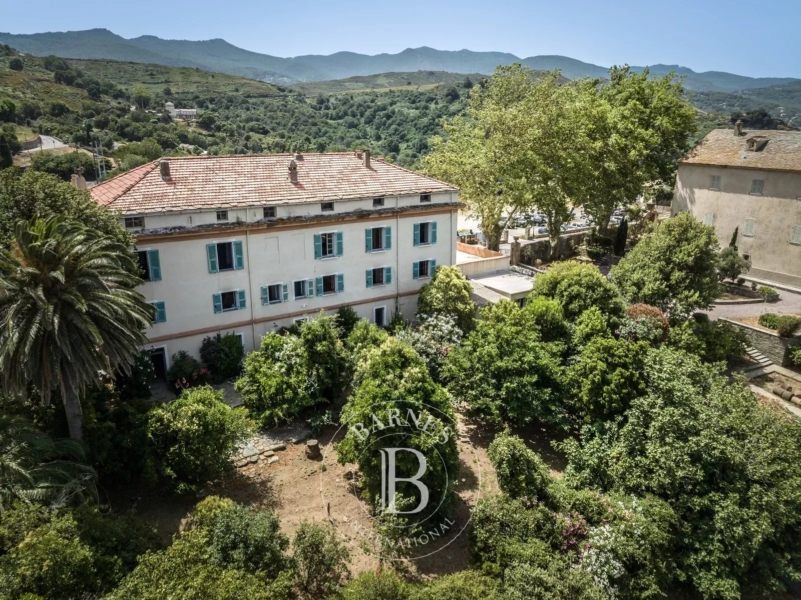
[91,153,458,214]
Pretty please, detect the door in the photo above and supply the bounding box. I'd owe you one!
[374,306,386,327]
[149,347,167,381]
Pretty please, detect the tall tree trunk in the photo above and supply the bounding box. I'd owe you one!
[483,220,503,252]
[60,382,84,441]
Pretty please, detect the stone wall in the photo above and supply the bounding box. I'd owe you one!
[721,318,801,366]
[519,231,589,265]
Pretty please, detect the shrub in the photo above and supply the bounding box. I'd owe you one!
[717,246,751,281]
[758,313,780,329]
[115,349,154,400]
[417,265,476,332]
[341,570,410,600]
[758,285,777,298]
[8,57,23,71]
[523,296,570,344]
[292,520,350,598]
[298,314,349,399]
[620,304,669,345]
[667,314,747,364]
[200,333,245,383]
[776,315,801,338]
[409,571,505,600]
[346,320,389,361]
[336,306,360,337]
[396,314,463,381]
[533,261,625,322]
[571,306,612,349]
[488,432,550,504]
[209,505,288,577]
[147,386,252,493]
[166,350,209,395]
[790,345,801,367]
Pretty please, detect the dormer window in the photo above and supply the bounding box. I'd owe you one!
[321,202,334,212]
[746,136,768,152]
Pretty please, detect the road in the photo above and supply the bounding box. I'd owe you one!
[20,135,68,153]
[706,288,801,321]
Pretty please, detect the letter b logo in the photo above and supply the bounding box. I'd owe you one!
[379,448,429,514]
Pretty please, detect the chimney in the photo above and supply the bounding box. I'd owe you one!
[734,119,743,136]
[70,173,87,191]
[288,159,298,183]
[363,149,371,169]
[159,159,171,181]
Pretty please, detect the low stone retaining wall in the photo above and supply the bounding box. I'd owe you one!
[519,231,589,265]
[19,135,41,151]
[721,318,801,366]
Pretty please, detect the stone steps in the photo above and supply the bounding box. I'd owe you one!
[746,347,772,367]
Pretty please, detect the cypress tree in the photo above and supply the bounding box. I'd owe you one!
[729,226,739,250]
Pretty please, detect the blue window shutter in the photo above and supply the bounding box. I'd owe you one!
[213,293,223,313]
[431,222,438,244]
[336,231,344,256]
[307,279,314,297]
[336,273,344,293]
[206,244,219,273]
[384,266,392,284]
[316,277,323,296]
[261,286,269,305]
[430,259,437,273]
[148,250,162,281]
[366,269,373,288]
[154,301,166,323]
[365,228,373,252]
[282,283,289,302]
[233,241,244,270]
[384,226,392,250]
[413,261,420,279]
[237,289,247,309]
[314,234,322,260]
[413,223,421,246]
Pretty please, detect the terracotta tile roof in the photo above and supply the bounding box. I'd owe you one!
[91,153,458,214]
[681,129,801,172]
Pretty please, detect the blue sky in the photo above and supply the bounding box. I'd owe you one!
[1,0,798,77]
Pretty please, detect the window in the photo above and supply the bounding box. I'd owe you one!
[365,226,391,252]
[373,197,384,207]
[790,225,801,245]
[206,241,244,273]
[216,210,229,221]
[744,219,756,237]
[420,194,431,203]
[374,306,386,327]
[703,213,714,226]
[710,175,721,190]
[742,253,751,261]
[124,216,144,229]
[137,250,161,282]
[261,283,286,305]
[314,232,343,259]
[316,274,344,295]
[151,301,166,324]
[263,206,276,219]
[750,179,764,195]
[321,202,334,212]
[414,259,435,279]
[414,222,437,246]
[213,290,247,313]
[366,266,391,287]
[294,279,314,299]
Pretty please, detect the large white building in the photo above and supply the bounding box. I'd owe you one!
[91,151,459,376]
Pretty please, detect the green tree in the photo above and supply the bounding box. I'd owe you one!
[0,217,151,439]
[0,99,15,122]
[147,386,252,493]
[292,520,350,598]
[396,314,463,382]
[7,58,22,71]
[209,504,289,577]
[417,265,476,332]
[729,226,739,250]
[532,260,625,322]
[443,300,564,425]
[0,125,20,169]
[131,86,152,109]
[717,246,751,282]
[562,347,801,598]
[612,212,720,319]
[342,570,410,600]
[488,432,550,504]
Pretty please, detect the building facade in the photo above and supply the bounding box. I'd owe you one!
[672,127,801,288]
[91,152,459,375]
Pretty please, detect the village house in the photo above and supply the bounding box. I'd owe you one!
[90,151,459,377]
[672,125,801,288]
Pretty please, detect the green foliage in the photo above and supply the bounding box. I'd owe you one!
[758,285,777,298]
[619,304,669,345]
[488,432,550,504]
[776,315,801,338]
[0,126,19,169]
[8,57,23,71]
[341,570,410,600]
[789,344,801,367]
[209,504,288,577]
[292,520,350,598]
[666,314,747,364]
[523,296,570,344]
[562,347,801,598]
[166,350,210,393]
[758,313,780,329]
[729,226,739,249]
[568,337,649,421]
[200,333,245,383]
[417,265,476,333]
[30,150,110,181]
[409,570,505,600]
[114,349,154,400]
[533,261,624,322]
[345,319,389,362]
[396,314,463,382]
[612,213,721,319]
[147,386,252,493]
[336,305,361,337]
[0,100,16,123]
[716,246,750,282]
[571,306,613,349]
[116,137,163,162]
[443,300,564,425]
[613,218,628,256]
[298,314,349,399]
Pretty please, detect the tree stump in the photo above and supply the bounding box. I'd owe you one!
[306,439,321,460]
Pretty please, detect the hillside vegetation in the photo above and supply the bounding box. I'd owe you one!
[290,70,487,95]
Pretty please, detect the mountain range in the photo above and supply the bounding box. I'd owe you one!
[0,28,797,92]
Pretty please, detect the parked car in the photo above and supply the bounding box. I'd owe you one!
[537,227,549,235]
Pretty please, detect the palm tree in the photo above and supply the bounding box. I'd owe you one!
[0,217,153,439]
[0,415,96,510]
